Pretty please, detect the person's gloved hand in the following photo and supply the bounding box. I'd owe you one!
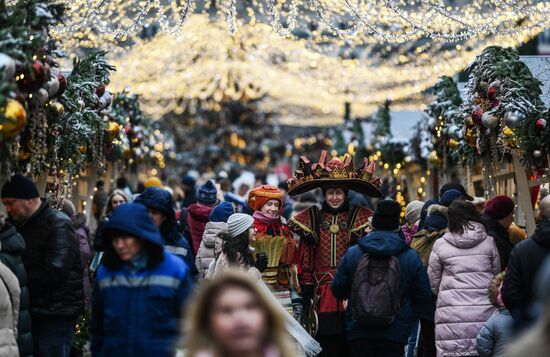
[255,252,268,272]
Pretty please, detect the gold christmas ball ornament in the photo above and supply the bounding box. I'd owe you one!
[502,126,514,137]
[79,145,87,154]
[107,121,121,139]
[1,98,27,139]
[49,101,64,115]
[427,150,441,166]
[448,138,459,149]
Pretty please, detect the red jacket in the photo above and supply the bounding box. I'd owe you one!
[187,203,214,255]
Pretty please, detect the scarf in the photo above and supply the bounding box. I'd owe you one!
[253,211,280,225]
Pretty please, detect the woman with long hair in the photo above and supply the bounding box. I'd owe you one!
[184,271,295,357]
[92,189,128,252]
[428,200,500,357]
[209,213,263,280]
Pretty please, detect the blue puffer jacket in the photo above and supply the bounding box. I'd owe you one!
[91,203,193,357]
[135,187,198,279]
[331,230,433,344]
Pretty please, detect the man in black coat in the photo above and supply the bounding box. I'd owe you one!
[2,175,83,357]
[502,195,550,327]
[0,215,33,356]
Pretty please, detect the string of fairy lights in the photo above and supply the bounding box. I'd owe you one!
[103,13,546,124]
[50,0,550,45]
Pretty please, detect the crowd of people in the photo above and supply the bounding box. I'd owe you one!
[1,151,550,357]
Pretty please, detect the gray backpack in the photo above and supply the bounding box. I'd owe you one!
[351,252,402,326]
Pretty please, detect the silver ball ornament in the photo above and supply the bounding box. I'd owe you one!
[533,150,542,158]
[0,53,16,81]
[504,111,524,129]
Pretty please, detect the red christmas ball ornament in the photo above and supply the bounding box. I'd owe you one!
[96,84,106,97]
[17,61,47,92]
[536,118,547,129]
[56,74,67,96]
[472,106,484,125]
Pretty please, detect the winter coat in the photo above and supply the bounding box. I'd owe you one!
[91,203,193,357]
[428,222,500,356]
[73,213,92,310]
[476,308,513,357]
[411,228,446,268]
[483,215,513,271]
[10,200,83,318]
[502,219,550,323]
[93,216,109,252]
[0,260,20,357]
[210,251,262,280]
[0,223,33,356]
[187,203,214,255]
[196,222,227,279]
[331,230,433,344]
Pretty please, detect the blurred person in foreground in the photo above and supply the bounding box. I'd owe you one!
[184,271,295,357]
[91,203,193,356]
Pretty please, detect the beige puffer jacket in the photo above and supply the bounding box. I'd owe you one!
[0,260,20,357]
[196,222,227,280]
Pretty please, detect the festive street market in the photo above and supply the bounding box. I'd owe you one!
[1,1,550,356]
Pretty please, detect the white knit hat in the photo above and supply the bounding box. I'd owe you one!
[227,213,254,237]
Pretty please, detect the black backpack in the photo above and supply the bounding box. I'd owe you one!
[351,251,402,326]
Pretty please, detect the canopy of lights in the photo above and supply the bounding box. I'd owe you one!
[48,0,550,125]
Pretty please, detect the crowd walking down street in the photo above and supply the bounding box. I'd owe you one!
[2,150,550,357]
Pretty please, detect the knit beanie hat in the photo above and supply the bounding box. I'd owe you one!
[439,182,473,201]
[440,189,464,207]
[227,213,254,238]
[372,200,401,231]
[1,175,40,199]
[144,176,163,189]
[197,180,218,205]
[209,202,234,223]
[247,185,283,212]
[405,200,424,224]
[424,211,448,231]
[484,195,515,220]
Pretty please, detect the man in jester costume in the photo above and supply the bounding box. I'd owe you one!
[287,150,382,356]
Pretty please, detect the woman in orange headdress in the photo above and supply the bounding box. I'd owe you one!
[248,185,299,316]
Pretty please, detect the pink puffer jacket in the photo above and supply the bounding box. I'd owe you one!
[428,222,500,357]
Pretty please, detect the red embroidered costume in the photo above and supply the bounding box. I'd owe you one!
[287,151,382,350]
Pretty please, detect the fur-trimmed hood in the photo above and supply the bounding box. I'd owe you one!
[427,204,448,216]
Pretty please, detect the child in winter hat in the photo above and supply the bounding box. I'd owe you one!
[476,272,514,357]
[197,180,218,206]
[402,200,424,245]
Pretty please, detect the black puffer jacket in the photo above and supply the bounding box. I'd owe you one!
[502,219,550,323]
[483,215,514,271]
[12,200,84,318]
[0,223,33,356]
